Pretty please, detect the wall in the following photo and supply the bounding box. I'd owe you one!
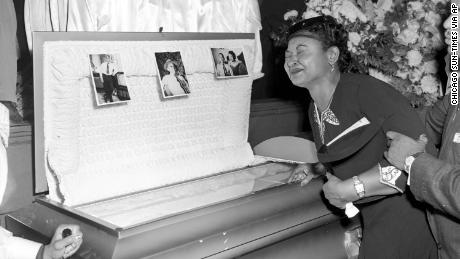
[252,0,309,102]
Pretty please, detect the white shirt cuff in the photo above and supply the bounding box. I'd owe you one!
[5,236,42,259]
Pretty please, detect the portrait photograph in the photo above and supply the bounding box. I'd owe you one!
[211,47,249,78]
[89,53,131,106]
[154,51,190,98]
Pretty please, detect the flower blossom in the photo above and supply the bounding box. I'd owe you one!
[425,11,442,27]
[320,8,331,16]
[408,2,425,19]
[376,0,393,12]
[302,10,320,20]
[283,10,298,21]
[306,0,327,9]
[333,0,368,23]
[392,55,402,63]
[422,26,445,50]
[395,21,420,45]
[431,0,449,4]
[409,68,424,83]
[348,32,361,46]
[422,60,438,74]
[375,21,387,32]
[369,69,393,84]
[391,22,401,35]
[420,75,440,94]
[406,50,423,67]
[273,0,448,107]
[414,85,423,95]
[396,70,409,80]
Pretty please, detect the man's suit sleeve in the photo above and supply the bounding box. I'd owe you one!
[0,227,43,259]
[410,153,460,219]
[425,95,450,147]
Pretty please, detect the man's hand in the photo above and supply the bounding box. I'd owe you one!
[288,163,317,186]
[384,131,427,170]
[323,173,356,209]
[43,225,83,259]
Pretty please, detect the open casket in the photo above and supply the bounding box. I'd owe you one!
[6,32,351,259]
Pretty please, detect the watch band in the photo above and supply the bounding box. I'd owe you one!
[352,176,365,198]
[404,152,424,173]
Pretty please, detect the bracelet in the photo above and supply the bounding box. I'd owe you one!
[404,152,424,174]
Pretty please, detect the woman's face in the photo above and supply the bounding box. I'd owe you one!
[284,36,330,88]
[167,63,176,73]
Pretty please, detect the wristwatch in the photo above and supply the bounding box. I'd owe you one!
[404,152,424,174]
[352,176,365,198]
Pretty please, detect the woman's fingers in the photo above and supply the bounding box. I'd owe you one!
[300,173,315,186]
[289,164,315,186]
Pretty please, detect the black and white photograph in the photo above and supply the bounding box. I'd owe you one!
[154,51,190,98]
[211,47,249,78]
[89,53,131,106]
[6,0,458,258]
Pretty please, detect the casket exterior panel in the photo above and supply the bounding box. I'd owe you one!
[6,180,347,258]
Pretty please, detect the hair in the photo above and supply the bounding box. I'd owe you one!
[163,59,178,75]
[228,51,236,61]
[218,53,226,63]
[163,59,189,92]
[287,15,352,72]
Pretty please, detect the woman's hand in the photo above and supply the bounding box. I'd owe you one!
[43,224,83,259]
[288,163,317,186]
[323,173,357,209]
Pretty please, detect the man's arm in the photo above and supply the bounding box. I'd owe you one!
[385,131,460,219]
[410,153,460,218]
[425,95,450,148]
[0,224,83,259]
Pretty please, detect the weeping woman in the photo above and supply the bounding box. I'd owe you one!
[285,16,437,258]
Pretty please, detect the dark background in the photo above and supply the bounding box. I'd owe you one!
[252,0,311,103]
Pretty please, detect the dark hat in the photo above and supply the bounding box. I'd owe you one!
[287,15,337,41]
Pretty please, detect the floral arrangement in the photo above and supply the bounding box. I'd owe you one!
[271,0,450,107]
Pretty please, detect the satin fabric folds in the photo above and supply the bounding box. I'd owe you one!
[24,0,263,77]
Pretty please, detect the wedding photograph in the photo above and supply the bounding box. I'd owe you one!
[211,47,249,78]
[89,53,131,106]
[154,51,190,98]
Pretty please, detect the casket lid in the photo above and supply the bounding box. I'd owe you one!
[33,32,256,206]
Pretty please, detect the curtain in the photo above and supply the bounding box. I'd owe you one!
[24,0,263,77]
[0,0,18,103]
